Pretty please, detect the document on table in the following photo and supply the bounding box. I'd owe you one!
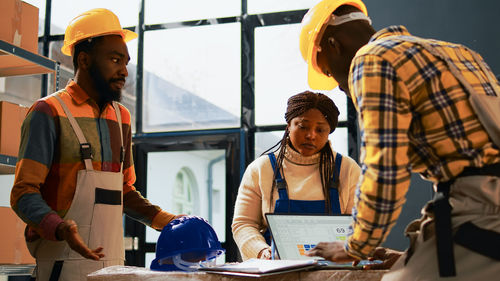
[198,258,318,277]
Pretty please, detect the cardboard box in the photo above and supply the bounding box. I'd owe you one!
[20,2,39,53]
[0,0,39,53]
[0,101,29,157]
[0,207,35,264]
[0,0,22,47]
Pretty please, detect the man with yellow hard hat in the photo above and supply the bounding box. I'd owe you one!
[300,0,500,280]
[10,8,183,281]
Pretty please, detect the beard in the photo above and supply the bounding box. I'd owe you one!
[88,62,123,104]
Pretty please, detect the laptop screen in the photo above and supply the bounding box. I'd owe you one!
[265,213,353,260]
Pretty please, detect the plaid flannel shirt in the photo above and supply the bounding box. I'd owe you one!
[346,26,500,258]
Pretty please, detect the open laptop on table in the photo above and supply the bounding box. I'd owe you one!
[264,213,381,269]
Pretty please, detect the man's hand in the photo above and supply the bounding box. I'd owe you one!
[363,247,403,269]
[56,220,105,261]
[305,241,357,263]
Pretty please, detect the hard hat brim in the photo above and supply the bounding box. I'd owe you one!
[61,29,138,56]
[308,60,338,90]
[304,0,368,90]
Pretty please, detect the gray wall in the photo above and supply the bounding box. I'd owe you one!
[365,0,500,76]
[363,0,500,250]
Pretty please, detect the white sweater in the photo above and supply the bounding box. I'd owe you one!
[231,143,361,260]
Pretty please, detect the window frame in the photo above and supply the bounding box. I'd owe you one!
[36,0,359,264]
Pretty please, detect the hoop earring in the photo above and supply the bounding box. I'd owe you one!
[328,37,335,46]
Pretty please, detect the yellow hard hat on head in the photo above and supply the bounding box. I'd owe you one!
[300,0,368,90]
[61,8,138,56]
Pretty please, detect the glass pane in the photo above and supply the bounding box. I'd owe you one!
[145,0,240,24]
[255,24,347,126]
[330,127,348,156]
[23,0,45,37]
[145,150,226,245]
[145,252,155,270]
[50,0,140,35]
[0,74,42,107]
[248,0,321,15]
[255,128,348,158]
[0,175,14,207]
[49,37,138,132]
[143,23,241,132]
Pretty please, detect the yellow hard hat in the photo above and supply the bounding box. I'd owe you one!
[300,0,368,90]
[61,8,138,56]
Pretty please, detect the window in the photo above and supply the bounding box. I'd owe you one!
[23,0,46,36]
[28,0,359,266]
[50,0,140,34]
[173,168,197,215]
[144,149,227,266]
[145,0,240,24]
[254,24,348,126]
[142,23,241,132]
[248,0,319,14]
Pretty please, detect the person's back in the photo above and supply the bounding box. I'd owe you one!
[351,25,500,183]
[349,24,500,280]
[298,1,500,280]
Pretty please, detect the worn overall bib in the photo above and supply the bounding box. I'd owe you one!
[382,174,500,281]
[263,152,343,253]
[30,93,125,281]
[379,35,500,280]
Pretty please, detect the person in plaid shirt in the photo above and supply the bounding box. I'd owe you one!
[300,0,500,280]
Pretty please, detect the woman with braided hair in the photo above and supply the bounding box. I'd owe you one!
[232,91,361,260]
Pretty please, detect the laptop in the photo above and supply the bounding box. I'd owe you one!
[264,213,381,268]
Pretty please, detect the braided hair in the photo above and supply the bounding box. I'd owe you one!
[262,91,340,213]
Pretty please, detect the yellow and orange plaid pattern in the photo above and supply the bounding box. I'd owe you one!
[346,25,500,258]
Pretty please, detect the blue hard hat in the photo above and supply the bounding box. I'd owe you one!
[150,216,225,271]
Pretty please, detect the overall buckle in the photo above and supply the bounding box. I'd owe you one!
[80,143,93,160]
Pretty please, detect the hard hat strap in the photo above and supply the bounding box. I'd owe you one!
[172,254,217,271]
[172,255,199,271]
[327,12,371,26]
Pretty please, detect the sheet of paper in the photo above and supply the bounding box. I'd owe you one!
[199,258,317,274]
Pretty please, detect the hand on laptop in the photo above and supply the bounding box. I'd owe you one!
[305,241,356,263]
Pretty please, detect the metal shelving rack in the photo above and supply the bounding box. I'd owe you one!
[0,154,16,174]
[0,39,59,276]
[0,39,60,78]
[0,39,60,174]
[0,264,35,276]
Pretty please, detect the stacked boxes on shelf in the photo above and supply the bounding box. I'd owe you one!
[0,207,35,264]
[0,101,29,158]
[0,0,39,53]
[0,0,38,266]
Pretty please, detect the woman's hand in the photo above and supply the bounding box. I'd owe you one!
[257,248,272,260]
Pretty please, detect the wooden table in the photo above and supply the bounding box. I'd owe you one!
[87,265,388,281]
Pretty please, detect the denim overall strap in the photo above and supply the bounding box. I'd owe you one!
[328,152,343,214]
[267,153,288,200]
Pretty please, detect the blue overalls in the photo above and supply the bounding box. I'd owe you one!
[263,152,343,254]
